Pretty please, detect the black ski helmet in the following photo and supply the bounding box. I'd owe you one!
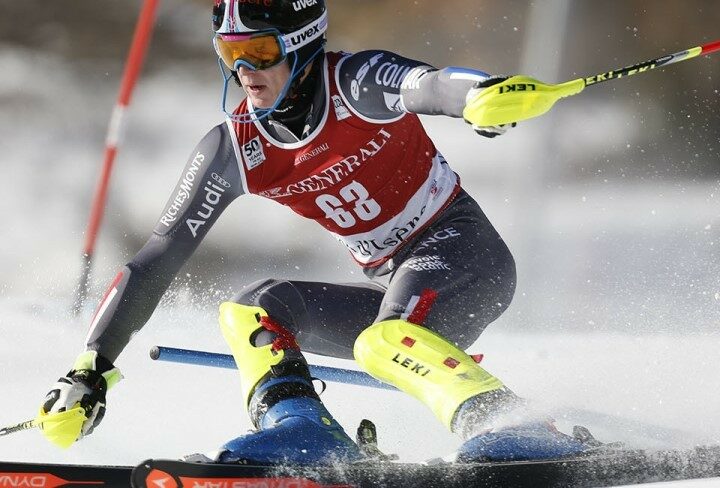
[212,0,328,72]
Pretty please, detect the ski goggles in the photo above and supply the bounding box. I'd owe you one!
[214,31,288,71]
[214,11,328,71]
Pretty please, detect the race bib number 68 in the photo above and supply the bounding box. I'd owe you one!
[315,181,381,228]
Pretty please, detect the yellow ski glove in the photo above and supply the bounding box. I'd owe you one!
[463,76,517,137]
[37,351,122,449]
[464,75,585,128]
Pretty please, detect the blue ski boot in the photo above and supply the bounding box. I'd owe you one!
[212,302,363,465]
[452,391,591,462]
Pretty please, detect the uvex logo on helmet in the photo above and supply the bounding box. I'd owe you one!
[287,23,322,47]
[293,0,317,11]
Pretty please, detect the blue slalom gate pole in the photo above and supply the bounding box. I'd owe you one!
[150,345,397,391]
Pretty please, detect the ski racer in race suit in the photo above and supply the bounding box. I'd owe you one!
[39,0,588,462]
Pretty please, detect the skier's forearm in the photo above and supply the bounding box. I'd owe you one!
[84,235,198,363]
[400,67,491,118]
[83,123,243,363]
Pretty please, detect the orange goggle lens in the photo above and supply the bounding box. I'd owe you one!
[215,33,286,71]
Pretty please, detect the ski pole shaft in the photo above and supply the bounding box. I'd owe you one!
[582,39,720,87]
[0,420,37,437]
[73,0,160,315]
[150,346,398,391]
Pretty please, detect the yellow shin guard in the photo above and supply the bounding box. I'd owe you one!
[354,319,505,430]
[218,302,285,407]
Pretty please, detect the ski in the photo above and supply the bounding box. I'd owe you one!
[3,444,718,488]
[132,445,720,488]
[0,461,131,487]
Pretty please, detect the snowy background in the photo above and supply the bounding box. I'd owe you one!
[0,1,719,484]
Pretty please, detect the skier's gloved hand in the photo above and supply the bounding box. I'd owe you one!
[38,351,122,449]
[464,76,518,138]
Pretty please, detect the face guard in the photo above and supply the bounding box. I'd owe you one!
[215,11,328,123]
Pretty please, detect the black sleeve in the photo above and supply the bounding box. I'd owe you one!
[336,50,493,120]
[84,123,242,363]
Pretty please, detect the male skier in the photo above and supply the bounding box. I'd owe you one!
[39,0,588,463]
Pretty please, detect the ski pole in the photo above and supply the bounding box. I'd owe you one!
[150,346,398,391]
[0,419,37,437]
[73,0,160,315]
[465,38,720,127]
